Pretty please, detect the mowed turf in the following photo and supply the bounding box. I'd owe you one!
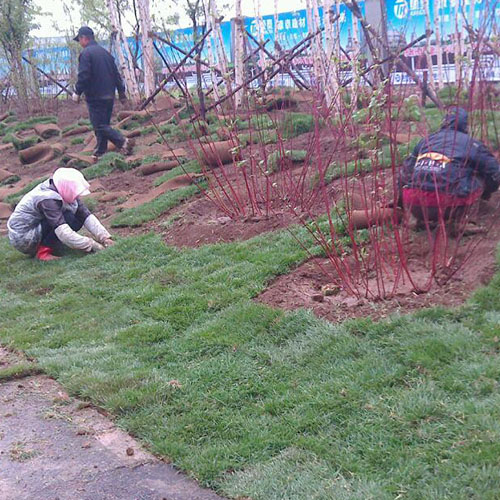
[1,229,500,499]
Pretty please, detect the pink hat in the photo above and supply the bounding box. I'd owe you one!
[53,168,91,204]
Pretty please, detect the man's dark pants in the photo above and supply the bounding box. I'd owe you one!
[41,210,86,248]
[87,98,125,156]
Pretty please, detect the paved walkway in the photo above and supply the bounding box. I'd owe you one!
[0,347,224,500]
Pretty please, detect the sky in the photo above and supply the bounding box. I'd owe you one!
[32,0,307,39]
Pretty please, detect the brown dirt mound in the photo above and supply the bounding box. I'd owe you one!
[162,148,188,160]
[199,141,241,166]
[0,202,12,219]
[158,197,300,247]
[66,153,96,167]
[82,136,118,153]
[125,129,141,138]
[117,110,149,122]
[33,123,61,139]
[0,178,32,203]
[95,191,129,203]
[0,169,16,183]
[62,125,91,137]
[140,161,177,176]
[18,143,65,165]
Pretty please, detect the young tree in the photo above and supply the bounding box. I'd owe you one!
[136,0,155,97]
[208,0,230,94]
[255,0,267,76]
[78,0,112,38]
[203,0,219,92]
[54,3,83,90]
[466,0,475,84]
[185,0,207,118]
[107,0,141,102]
[433,0,444,89]
[0,0,39,113]
[350,7,361,107]
[233,0,245,107]
[323,1,334,74]
[423,0,436,94]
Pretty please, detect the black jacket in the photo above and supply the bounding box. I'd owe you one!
[75,41,126,100]
[401,108,500,198]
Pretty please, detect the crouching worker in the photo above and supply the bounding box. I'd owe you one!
[399,107,500,234]
[7,168,113,261]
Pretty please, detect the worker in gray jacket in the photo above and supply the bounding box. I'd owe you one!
[7,168,113,261]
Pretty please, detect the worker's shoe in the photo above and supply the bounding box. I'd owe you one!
[122,138,135,156]
[91,152,104,163]
[36,245,60,261]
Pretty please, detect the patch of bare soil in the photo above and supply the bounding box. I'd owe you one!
[259,193,500,323]
[162,197,300,246]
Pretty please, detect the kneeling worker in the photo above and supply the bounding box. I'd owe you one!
[399,107,500,232]
[7,168,113,261]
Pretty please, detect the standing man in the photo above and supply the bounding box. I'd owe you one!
[72,26,134,159]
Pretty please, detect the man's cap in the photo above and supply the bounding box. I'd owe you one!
[73,26,94,42]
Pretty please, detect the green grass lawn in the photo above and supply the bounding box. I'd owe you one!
[1,227,500,499]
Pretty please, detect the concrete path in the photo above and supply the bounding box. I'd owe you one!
[0,347,224,500]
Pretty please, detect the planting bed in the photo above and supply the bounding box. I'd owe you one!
[259,193,500,323]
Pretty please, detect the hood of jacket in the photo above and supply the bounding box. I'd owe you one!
[441,107,468,133]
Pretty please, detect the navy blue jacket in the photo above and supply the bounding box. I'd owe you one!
[401,108,500,198]
[75,41,126,100]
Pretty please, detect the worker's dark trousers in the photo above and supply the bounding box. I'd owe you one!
[87,98,125,156]
[41,211,86,248]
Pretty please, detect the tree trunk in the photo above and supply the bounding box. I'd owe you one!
[10,46,29,113]
[423,0,436,94]
[334,0,342,85]
[466,0,475,83]
[350,11,361,107]
[453,5,462,85]
[107,0,140,102]
[322,0,335,105]
[137,0,155,98]
[256,0,267,79]
[210,0,231,96]
[306,0,321,90]
[203,0,219,94]
[434,0,444,89]
[191,18,206,121]
[234,0,245,107]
